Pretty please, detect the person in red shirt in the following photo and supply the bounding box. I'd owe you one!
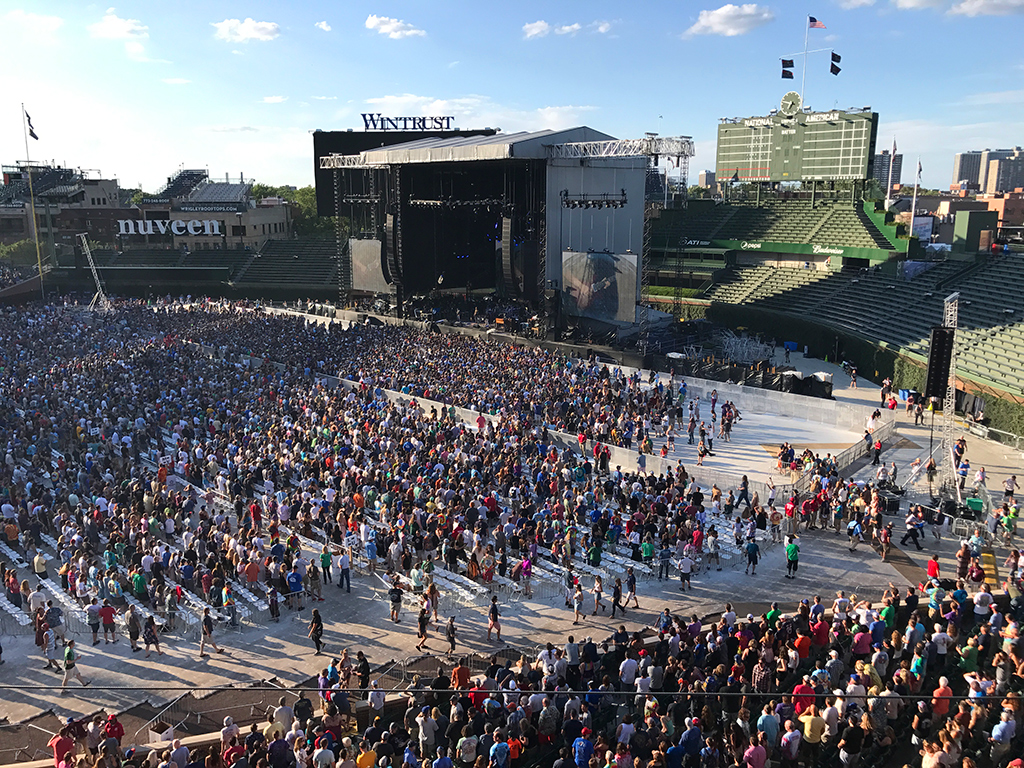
[792,675,815,714]
[931,676,953,718]
[793,632,812,660]
[927,555,941,581]
[104,714,125,744]
[97,600,118,644]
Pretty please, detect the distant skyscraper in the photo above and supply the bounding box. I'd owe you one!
[952,151,982,187]
[986,148,1024,194]
[698,170,716,188]
[872,150,902,192]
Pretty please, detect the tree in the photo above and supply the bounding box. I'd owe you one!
[0,239,38,265]
[250,183,346,239]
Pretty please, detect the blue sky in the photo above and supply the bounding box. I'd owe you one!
[3,1,1023,192]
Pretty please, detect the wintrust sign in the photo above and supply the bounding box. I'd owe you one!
[361,114,456,131]
[117,219,222,236]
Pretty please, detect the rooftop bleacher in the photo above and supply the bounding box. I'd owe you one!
[188,181,251,203]
[157,169,208,199]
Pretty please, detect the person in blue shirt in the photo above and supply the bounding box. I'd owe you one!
[430,746,453,768]
[680,719,702,757]
[572,730,594,768]
[489,731,510,768]
[286,565,304,610]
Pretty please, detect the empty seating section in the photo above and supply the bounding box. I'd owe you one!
[651,200,897,253]
[813,207,891,250]
[179,250,250,277]
[236,239,338,285]
[108,249,182,267]
[157,169,208,199]
[652,205,735,244]
[705,254,1024,393]
[702,265,827,305]
[188,182,251,203]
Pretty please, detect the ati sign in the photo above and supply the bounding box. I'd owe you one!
[118,219,222,236]
[361,113,456,131]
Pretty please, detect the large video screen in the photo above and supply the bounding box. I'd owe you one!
[716,110,877,182]
[561,251,638,323]
[351,238,392,294]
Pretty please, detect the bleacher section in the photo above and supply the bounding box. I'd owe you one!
[704,254,1024,394]
[235,240,338,286]
[651,198,900,254]
[157,169,208,199]
[179,249,251,276]
[188,182,251,203]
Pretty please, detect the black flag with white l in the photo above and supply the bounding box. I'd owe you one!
[25,110,38,140]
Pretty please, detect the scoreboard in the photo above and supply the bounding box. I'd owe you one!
[716,98,878,183]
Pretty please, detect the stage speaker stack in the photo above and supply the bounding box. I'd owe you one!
[385,214,401,284]
[501,217,515,295]
[924,326,955,401]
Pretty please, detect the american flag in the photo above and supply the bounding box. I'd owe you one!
[808,17,826,28]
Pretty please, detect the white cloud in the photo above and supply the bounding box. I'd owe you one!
[593,21,613,33]
[209,126,259,133]
[950,0,1024,14]
[313,95,338,100]
[161,77,191,85]
[212,18,280,43]
[262,96,287,104]
[364,93,596,132]
[448,61,460,68]
[824,33,840,41]
[685,4,775,36]
[555,23,582,35]
[3,9,63,43]
[522,20,551,38]
[231,50,243,55]
[958,88,1024,105]
[837,0,875,7]
[315,21,331,32]
[365,14,426,39]
[88,9,148,39]
[891,0,943,8]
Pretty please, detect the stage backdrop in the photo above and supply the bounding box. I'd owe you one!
[351,238,392,294]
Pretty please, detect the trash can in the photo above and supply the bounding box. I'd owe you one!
[965,497,984,515]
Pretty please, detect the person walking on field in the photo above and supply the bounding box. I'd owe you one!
[785,536,799,579]
[308,608,324,655]
[416,607,430,652]
[445,617,457,658]
[61,640,89,691]
[487,595,501,643]
[199,607,224,657]
[625,567,640,610]
[143,616,164,658]
[611,578,626,618]
[591,575,606,615]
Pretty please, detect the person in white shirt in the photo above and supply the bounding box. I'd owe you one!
[619,655,639,687]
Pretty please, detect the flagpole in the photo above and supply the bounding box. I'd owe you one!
[910,156,920,247]
[885,137,896,210]
[21,104,45,301]
[800,15,810,105]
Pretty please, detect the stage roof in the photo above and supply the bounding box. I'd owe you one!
[350,126,616,165]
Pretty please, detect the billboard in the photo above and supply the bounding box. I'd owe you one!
[350,238,392,294]
[561,251,638,323]
[716,109,878,182]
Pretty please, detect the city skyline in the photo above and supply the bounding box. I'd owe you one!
[3,1,1024,192]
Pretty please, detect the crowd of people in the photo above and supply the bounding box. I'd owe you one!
[0,298,1021,768]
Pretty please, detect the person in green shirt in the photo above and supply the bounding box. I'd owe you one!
[766,602,782,628]
[131,570,147,600]
[958,637,979,672]
[880,600,896,630]
[785,536,800,579]
[61,639,90,690]
[319,545,333,584]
